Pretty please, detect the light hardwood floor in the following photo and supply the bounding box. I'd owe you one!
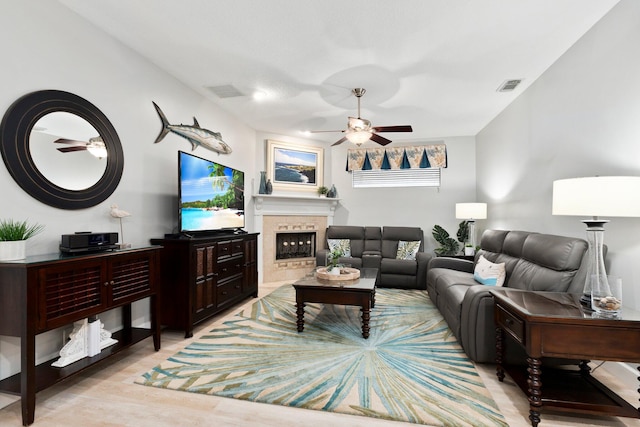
[0,282,637,426]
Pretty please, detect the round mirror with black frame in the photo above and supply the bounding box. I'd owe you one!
[0,90,124,209]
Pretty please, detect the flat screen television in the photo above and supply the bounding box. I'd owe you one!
[178,151,245,233]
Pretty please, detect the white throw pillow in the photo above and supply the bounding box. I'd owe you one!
[396,240,421,260]
[474,255,506,286]
[327,239,351,257]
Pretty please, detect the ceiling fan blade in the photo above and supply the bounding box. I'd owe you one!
[331,137,348,146]
[372,125,413,133]
[370,133,392,146]
[57,146,88,153]
[54,138,88,146]
[309,130,345,133]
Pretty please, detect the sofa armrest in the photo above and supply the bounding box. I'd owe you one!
[428,257,474,273]
[316,249,329,266]
[460,286,532,363]
[459,285,500,363]
[416,252,432,290]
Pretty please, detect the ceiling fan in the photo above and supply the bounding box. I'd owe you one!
[54,136,108,158]
[311,88,412,146]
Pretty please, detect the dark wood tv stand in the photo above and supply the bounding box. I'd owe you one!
[0,247,161,426]
[150,232,259,338]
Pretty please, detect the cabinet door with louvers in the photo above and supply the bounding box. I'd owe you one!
[36,259,107,332]
[107,251,156,306]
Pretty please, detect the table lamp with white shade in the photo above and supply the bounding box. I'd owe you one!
[455,203,487,252]
[552,176,640,307]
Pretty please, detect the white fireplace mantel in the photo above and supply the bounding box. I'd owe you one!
[252,194,339,217]
[252,194,339,284]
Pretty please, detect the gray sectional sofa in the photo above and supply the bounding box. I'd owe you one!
[426,229,591,363]
[316,225,432,289]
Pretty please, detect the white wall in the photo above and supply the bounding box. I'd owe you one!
[476,0,640,310]
[0,2,257,381]
[252,132,477,258]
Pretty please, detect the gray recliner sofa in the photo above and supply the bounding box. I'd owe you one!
[426,229,592,363]
[316,225,432,289]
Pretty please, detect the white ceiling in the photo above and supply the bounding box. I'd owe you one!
[59,0,618,144]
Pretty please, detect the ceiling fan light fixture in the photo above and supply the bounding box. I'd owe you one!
[345,130,372,146]
[87,139,108,159]
[348,117,371,132]
[252,90,267,101]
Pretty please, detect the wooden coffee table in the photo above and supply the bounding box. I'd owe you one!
[492,289,640,427]
[293,267,377,339]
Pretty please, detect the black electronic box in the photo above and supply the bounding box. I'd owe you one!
[60,232,119,253]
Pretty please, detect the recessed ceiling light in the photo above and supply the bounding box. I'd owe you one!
[252,90,267,101]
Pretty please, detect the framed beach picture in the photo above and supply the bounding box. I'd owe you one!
[266,140,324,193]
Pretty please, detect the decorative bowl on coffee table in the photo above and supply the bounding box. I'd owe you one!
[315,267,360,281]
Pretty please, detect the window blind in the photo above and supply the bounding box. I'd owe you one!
[352,168,441,188]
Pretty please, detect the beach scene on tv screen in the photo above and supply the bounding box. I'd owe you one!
[180,153,244,231]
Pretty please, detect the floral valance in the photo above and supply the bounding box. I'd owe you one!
[346,144,447,171]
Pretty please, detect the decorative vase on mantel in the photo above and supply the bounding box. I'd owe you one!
[258,171,267,194]
[327,184,338,198]
[265,179,273,194]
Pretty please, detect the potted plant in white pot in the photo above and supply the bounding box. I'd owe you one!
[464,243,475,256]
[0,219,44,261]
[317,186,329,197]
[326,248,342,275]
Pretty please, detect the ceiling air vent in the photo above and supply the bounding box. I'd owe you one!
[497,79,523,92]
[207,84,245,98]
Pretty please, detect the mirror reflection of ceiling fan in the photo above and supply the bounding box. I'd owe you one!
[54,136,108,158]
[311,88,413,146]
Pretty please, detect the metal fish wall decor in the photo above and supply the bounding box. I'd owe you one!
[152,102,232,154]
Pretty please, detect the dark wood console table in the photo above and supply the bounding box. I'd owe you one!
[0,247,161,426]
[492,289,640,427]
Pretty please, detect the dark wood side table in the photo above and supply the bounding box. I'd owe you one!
[491,289,640,427]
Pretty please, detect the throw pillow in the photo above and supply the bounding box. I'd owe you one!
[473,255,506,286]
[396,240,421,260]
[327,239,351,257]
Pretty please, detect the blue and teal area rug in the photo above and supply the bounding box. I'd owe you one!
[136,285,507,426]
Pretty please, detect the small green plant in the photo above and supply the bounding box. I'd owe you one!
[432,225,460,256]
[317,186,329,196]
[0,219,44,241]
[327,248,342,271]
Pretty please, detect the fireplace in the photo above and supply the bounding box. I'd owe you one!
[253,194,339,283]
[275,232,316,260]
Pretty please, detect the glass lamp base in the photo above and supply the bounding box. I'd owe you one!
[579,293,592,308]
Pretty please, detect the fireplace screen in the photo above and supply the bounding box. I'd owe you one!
[275,232,316,260]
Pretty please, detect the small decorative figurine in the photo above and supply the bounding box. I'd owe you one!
[110,204,131,249]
